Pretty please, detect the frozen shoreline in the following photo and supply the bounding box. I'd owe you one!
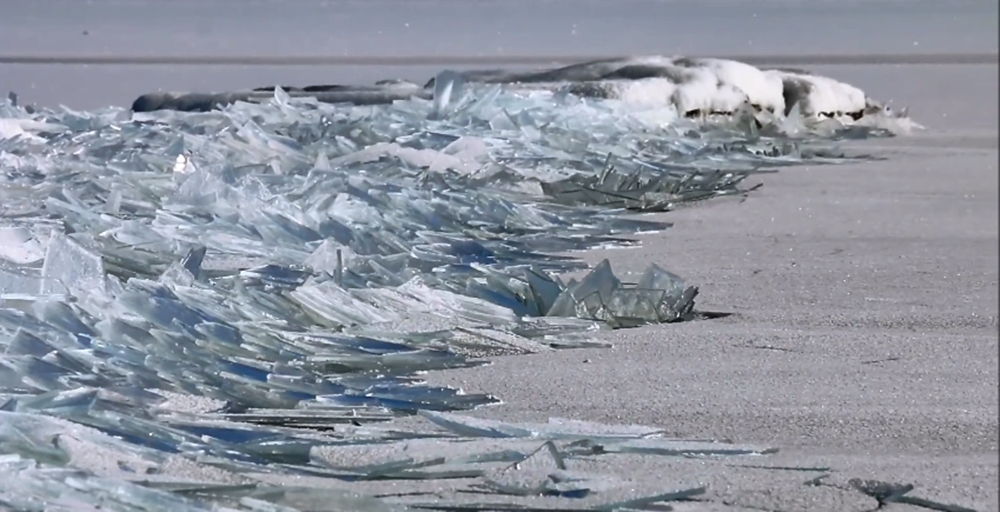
[1,1,997,509]
[425,64,999,510]
[2,62,992,511]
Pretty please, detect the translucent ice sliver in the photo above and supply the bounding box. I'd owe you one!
[430,69,465,120]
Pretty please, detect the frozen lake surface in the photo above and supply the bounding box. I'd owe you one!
[0,1,997,511]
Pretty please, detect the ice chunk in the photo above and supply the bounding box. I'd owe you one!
[0,267,43,296]
[158,248,205,288]
[303,239,352,281]
[599,438,777,457]
[594,486,708,510]
[418,410,699,442]
[430,69,465,119]
[636,263,698,322]
[331,141,481,173]
[480,441,579,497]
[548,259,621,320]
[0,226,45,265]
[547,260,697,327]
[290,280,402,327]
[0,118,43,143]
[40,232,105,298]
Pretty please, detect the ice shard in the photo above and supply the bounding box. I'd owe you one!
[40,232,106,297]
[547,259,697,327]
[430,70,465,120]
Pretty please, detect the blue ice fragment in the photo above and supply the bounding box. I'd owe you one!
[431,70,465,119]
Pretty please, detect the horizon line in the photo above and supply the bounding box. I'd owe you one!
[0,52,996,67]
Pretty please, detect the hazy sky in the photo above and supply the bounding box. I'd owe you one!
[2,0,997,58]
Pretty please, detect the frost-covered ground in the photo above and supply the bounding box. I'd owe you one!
[1,1,998,511]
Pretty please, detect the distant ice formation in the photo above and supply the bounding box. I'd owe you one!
[443,56,912,129]
[126,55,917,133]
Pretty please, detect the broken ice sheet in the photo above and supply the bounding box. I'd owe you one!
[0,266,43,297]
[234,486,410,512]
[595,438,778,457]
[0,73,873,511]
[413,413,776,462]
[478,441,594,498]
[40,232,106,299]
[430,70,466,120]
[415,414,625,446]
[0,456,221,512]
[310,437,540,480]
[541,161,754,212]
[0,226,45,265]
[547,259,698,327]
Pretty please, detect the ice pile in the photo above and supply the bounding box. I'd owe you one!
[1,76,891,511]
[446,56,914,127]
[131,56,920,135]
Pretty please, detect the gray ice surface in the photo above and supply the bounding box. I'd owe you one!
[428,64,1000,511]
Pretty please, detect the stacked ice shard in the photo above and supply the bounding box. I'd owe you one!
[0,75,892,511]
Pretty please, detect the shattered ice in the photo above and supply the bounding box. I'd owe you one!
[1,67,901,511]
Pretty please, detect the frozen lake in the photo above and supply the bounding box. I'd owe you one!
[0,2,997,511]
